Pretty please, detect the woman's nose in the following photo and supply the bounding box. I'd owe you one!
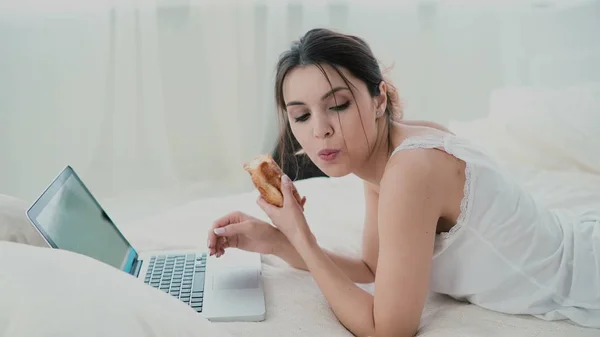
[313,120,334,139]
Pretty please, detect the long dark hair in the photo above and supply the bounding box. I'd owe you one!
[274,28,402,175]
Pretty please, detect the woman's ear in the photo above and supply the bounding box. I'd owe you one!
[375,81,388,117]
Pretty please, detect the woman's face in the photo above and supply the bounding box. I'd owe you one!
[282,64,386,177]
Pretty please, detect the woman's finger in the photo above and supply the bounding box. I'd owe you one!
[218,236,228,249]
[281,175,301,209]
[223,236,229,248]
[214,236,229,258]
[208,216,230,253]
[257,196,277,219]
[209,211,244,254]
[213,220,254,238]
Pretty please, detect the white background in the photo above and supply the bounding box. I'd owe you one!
[1,0,599,222]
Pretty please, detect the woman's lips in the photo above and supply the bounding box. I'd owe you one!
[318,149,341,162]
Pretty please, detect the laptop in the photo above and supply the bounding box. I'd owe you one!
[26,165,266,322]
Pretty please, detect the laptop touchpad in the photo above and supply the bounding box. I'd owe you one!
[213,268,259,290]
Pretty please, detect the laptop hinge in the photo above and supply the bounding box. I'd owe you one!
[131,259,142,277]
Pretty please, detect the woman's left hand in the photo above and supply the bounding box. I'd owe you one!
[257,174,312,245]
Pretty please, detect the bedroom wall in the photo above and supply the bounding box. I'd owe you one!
[1,0,599,222]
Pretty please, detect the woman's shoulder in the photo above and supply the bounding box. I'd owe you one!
[377,144,453,226]
[388,120,454,151]
[383,127,464,202]
[367,119,461,197]
[387,121,454,171]
[384,143,446,181]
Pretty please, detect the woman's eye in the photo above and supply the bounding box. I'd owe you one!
[330,101,350,111]
[294,113,310,122]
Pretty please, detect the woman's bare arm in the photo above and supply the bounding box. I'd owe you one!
[275,239,375,283]
[272,180,379,284]
[371,150,445,336]
[289,149,449,337]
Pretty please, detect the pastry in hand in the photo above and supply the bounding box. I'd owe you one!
[243,154,305,208]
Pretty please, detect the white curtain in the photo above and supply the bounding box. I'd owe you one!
[1,0,599,221]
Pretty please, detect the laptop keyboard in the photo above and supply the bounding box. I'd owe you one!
[143,253,207,313]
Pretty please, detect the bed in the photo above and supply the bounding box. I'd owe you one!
[119,170,600,337]
[2,82,600,336]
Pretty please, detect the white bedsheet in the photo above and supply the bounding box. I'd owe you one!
[119,169,600,337]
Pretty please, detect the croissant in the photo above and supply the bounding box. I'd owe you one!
[243,154,305,208]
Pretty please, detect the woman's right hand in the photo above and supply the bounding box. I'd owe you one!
[207,211,287,258]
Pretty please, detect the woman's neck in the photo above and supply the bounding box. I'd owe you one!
[353,120,406,187]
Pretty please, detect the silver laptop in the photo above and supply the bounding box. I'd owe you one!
[26,165,266,322]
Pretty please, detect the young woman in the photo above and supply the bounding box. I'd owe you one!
[207,28,600,336]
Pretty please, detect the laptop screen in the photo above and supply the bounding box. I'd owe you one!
[27,166,137,272]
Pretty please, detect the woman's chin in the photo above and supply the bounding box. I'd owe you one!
[317,164,351,178]
[305,154,351,178]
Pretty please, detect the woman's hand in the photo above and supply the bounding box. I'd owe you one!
[257,175,313,246]
[208,211,286,257]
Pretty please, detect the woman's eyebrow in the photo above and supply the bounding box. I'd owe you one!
[285,87,349,107]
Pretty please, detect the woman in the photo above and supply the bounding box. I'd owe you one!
[207,28,600,336]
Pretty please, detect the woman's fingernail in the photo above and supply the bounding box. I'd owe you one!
[282,174,290,183]
[214,228,225,235]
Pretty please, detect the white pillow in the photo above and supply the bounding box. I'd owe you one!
[448,117,575,175]
[485,81,600,174]
[0,241,230,337]
[0,194,47,247]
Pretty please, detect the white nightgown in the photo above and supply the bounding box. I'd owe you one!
[390,133,600,328]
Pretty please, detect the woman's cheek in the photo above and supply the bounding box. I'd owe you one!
[290,124,310,152]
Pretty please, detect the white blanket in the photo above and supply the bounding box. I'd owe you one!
[120,169,600,337]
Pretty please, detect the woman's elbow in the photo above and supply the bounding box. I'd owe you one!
[372,318,419,337]
[371,327,418,337]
